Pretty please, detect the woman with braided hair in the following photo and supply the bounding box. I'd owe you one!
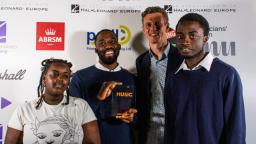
[5,58,100,144]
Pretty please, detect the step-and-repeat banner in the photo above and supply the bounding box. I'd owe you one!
[0,0,255,143]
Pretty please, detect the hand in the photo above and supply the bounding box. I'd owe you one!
[115,108,138,123]
[96,81,122,101]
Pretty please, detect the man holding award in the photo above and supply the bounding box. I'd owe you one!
[70,29,137,144]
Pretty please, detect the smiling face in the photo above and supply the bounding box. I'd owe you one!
[43,63,71,98]
[95,31,121,65]
[176,21,209,59]
[142,12,169,45]
[36,123,66,144]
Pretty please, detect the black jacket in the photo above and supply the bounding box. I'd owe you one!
[135,41,183,144]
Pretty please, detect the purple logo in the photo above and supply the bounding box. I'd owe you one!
[0,21,7,43]
[0,124,2,144]
[1,97,11,109]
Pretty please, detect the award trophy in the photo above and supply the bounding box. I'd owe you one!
[111,85,134,117]
[99,85,134,119]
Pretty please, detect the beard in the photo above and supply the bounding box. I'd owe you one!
[96,48,120,65]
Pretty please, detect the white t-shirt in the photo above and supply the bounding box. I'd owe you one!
[8,96,96,144]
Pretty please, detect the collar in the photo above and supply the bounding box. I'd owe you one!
[39,95,66,108]
[95,61,121,72]
[149,42,170,60]
[175,53,214,74]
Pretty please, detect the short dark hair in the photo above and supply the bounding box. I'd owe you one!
[141,6,169,25]
[95,29,117,44]
[176,13,210,36]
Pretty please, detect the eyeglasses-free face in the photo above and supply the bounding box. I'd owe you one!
[142,12,169,45]
[43,63,71,97]
[95,31,121,65]
[176,21,208,59]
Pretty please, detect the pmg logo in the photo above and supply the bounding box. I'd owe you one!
[205,41,236,56]
[86,25,131,49]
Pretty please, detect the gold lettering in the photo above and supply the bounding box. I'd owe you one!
[116,92,132,97]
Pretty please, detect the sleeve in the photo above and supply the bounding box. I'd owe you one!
[163,75,173,144]
[135,57,142,78]
[223,68,246,144]
[132,84,137,108]
[130,74,137,108]
[135,56,143,107]
[80,99,97,125]
[70,72,83,98]
[7,105,24,131]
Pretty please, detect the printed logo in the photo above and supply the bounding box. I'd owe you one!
[36,22,65,50]
[118,25,131,46]
[0,124,2,144]
[165,4,236,13]
[164,5,173,14]
[205,41,236,56]
[204,25,236,56]
[0,21,7,43]
[1,97,11,109]
[0,2,48,12]
[71,4,80,13]
[0,69,26,80]
[166,29,176,39]
[86,25,131,50]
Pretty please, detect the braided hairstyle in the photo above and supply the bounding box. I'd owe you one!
[36,58,73,109]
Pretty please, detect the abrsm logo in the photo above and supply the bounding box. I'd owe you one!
[36,22,65,50]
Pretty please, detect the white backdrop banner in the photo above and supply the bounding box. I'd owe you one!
[0,0,255,143]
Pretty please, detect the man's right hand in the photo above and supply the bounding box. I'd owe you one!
[96,81,122,100]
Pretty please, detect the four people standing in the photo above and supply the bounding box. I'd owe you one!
[5,7,246,144]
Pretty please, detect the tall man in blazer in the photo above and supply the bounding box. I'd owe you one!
[135,6,183,144]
